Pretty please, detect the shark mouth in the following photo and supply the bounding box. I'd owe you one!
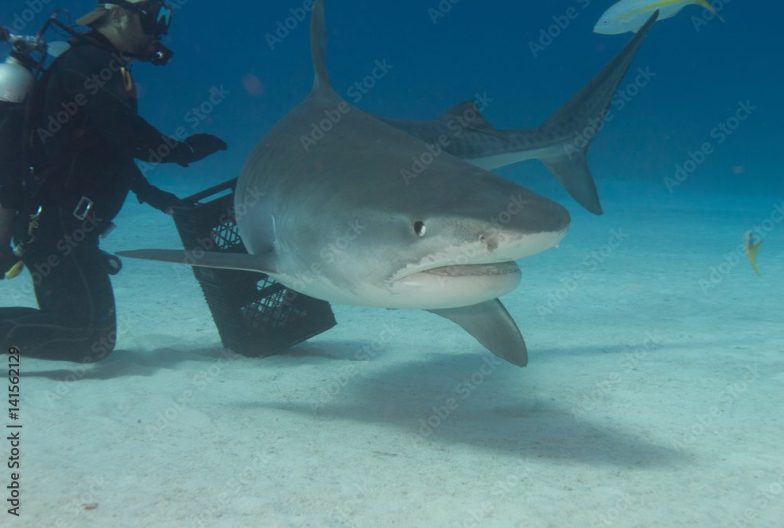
[391,228,568,284]
[416,261,520,278]
[387,260,523,310]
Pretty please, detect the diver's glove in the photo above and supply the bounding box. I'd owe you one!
[135,185,184,215]
[171,134,228,167]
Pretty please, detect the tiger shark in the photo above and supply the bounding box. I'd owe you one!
[382,12,657,215]
[119,3,656,367]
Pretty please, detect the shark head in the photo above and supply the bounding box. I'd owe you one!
[254,134,571,310]
[359,174,570,309]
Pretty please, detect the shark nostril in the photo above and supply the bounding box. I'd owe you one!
[482,234,499,252]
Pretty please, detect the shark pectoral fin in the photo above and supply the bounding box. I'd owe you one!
[542,153,602,215]
[117,249,276,274]
[429,299,528,367]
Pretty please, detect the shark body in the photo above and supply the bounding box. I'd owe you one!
[119,4,657,367]
[381,12,658,215]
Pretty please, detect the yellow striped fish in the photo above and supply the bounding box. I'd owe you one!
[595,0,718,34]
[744,231,763,276]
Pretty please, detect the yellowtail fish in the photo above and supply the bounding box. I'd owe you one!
[744,231,763,276]
[595,0,718,34]
[4,260,24,280]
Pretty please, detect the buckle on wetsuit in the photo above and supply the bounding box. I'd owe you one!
[73,196,95,221]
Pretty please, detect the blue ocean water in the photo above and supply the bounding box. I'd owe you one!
[5,0,782,200]
[2,1,783,526]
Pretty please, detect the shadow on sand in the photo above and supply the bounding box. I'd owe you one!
[22,342,228,381]
[23,336,691,468]
[234,343,691,468]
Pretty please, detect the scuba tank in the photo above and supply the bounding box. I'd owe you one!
[0,22,68,279]
[0,20,75,211]
[0,29,40,278]
[0,28,39,211]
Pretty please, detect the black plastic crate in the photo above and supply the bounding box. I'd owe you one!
[171,179,337,356]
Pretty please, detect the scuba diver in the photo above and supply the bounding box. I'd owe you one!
[0,0,227,362]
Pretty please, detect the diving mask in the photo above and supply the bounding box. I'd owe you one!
[106,0,173,36]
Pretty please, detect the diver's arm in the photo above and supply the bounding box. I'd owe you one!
[55,48,226,164]
[128,170,182,214]
[58,61,187,163]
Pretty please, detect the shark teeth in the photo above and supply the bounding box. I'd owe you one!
[420,262,520,277]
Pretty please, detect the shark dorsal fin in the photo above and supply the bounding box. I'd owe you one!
[440,101,495,131]
[311,0,332,92]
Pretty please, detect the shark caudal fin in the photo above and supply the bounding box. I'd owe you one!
[540,11,658,215]
[311,0,331,92]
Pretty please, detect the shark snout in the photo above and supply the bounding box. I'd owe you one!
[484,193,571,259]
[496,190,571,236]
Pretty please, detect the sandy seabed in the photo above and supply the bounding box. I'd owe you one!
[3,181,783,528]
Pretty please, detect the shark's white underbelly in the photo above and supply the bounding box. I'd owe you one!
[467,145,562,171]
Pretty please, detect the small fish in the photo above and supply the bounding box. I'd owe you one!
[4,260,24,280]
[744,231,763,276]
[594,0,719,34]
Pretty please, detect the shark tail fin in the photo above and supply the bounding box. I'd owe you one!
[539,11,659,215]
[311,0,331,91]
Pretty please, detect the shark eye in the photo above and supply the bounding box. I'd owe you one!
[413,221,427,238]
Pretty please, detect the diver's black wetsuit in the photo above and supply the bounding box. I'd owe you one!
[0,32,195,362]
